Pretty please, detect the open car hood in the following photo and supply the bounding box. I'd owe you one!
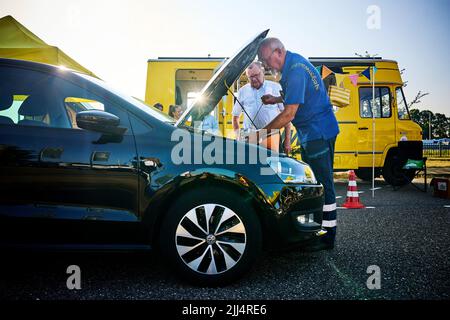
[175,29,269,127]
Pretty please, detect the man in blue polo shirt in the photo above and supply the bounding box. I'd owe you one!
[258,38,339,251]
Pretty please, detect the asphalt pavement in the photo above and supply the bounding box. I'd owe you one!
[1,178,449,300]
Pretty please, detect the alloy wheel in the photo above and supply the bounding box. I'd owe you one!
[175,203,247,275]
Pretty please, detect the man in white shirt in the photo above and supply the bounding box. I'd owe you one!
[232,62,291,154]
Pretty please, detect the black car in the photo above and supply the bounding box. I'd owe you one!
[0,30,325,285]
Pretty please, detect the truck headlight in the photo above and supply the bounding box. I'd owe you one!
[266,156,317,184]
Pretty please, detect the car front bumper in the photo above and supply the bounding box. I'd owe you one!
[257,183,325,247]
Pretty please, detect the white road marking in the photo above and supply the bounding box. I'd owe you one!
[336,196,343,199]
[337,206,376,210]
[369,187,382,191]
[444,205,450,208]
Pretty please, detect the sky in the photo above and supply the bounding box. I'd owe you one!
[0,0,449,115]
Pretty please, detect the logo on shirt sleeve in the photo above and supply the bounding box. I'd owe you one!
[291,63,320,91]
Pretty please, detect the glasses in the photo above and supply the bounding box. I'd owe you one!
[248,73,262,80]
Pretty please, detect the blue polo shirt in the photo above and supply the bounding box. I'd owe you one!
[280,51,339,144]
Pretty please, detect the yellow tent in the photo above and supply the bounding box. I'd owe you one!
[0,15,98,78]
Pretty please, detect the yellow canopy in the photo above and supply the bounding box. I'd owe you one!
[0,15,98,78]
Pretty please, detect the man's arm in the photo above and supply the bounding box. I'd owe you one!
[232,115,240,130]
[276,90,292,151]
[232,115,241,138]
[231,89,243,139]
[283,121,292,154]
[263,104,299,131]
[261,94,284,105]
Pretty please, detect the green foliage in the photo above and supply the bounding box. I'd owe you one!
[410,109,449,139]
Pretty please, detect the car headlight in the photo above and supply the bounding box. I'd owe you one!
[266,156,317,184]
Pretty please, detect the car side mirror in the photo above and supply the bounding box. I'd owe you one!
[76,110,127,135]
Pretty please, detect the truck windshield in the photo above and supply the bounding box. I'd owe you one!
[77,73,175,124]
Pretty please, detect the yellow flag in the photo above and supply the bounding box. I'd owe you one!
[334,73,346,88]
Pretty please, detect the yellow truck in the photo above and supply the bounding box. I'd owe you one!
[145,56,422,186]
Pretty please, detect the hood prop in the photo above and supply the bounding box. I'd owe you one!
[224,80,259,130]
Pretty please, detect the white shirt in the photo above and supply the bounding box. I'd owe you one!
[232,80,284,130]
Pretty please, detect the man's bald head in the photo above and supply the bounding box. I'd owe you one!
[257,37,287,73]
[258,38,285,56]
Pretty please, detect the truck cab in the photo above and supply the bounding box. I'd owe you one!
[309,57,422,185]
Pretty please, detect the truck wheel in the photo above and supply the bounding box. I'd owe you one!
[159,187,262,286]
[382,151,416,186]
[355,168,374,181]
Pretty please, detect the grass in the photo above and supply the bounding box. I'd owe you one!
[426,158,450,168]
[332,158,450,180]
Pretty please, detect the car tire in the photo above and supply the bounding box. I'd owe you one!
[382,151,416,186]
[159,186,262,286]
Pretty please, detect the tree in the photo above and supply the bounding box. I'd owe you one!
[411,109,449,139]
[410,108,433,139]
[410,109,420,124]
[354,51,379,58]
[408,91,430,109]
[432,113,450,138]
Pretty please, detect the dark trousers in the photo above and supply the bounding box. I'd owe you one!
[300,136,337,244]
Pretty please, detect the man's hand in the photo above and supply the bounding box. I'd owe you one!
[283,139,291,155]
[261,94,282,105]
[234,129,240,140]
[232,115,241,140]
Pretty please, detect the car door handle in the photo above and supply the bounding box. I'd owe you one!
[92,151,110,162]
[40,147,63,160]
[141,157,161,168]
[358,127,369,130]
[143,160,159,168]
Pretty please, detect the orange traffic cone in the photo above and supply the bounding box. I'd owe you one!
[342,170,365,209]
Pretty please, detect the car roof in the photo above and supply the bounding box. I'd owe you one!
[0,57,85,76]
[0,57,175,129]
[0,58,102,92]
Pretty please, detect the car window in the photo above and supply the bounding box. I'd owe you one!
[76,72,175,124]
[359,87,391,118]
[64,97,105,129]
[63,97,130,133]
[0,92,70,128]
[128,111,152,135]
[0,65,131,132]
[0,95,28,124]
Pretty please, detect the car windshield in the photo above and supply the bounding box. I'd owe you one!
[179,106,221,136]
[76,73,175,124]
